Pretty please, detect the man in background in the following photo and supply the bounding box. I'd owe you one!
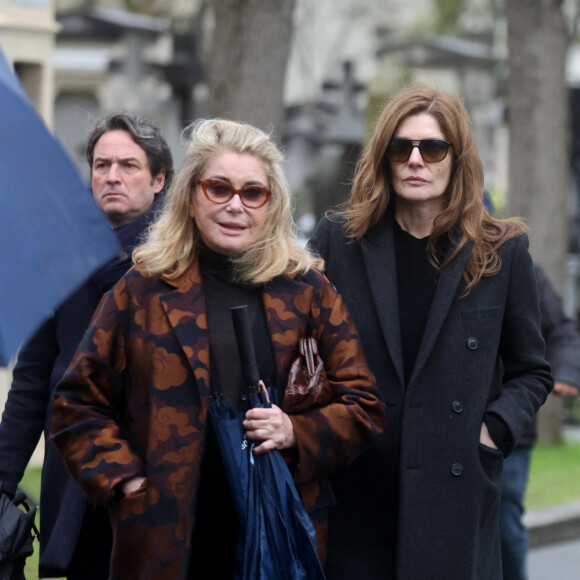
[0,112,173,579]
[500,262,580,580]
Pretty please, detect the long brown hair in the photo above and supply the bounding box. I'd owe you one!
[346,86,526,294]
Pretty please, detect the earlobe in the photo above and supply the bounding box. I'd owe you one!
[154,170,166,194]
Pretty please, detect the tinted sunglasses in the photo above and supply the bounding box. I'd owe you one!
[385,138,452,163]
[198,178,271,209]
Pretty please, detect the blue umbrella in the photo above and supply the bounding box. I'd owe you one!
[0,48,120,365]
[208,306,326,580]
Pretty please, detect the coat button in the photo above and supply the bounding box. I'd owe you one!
[467,337,479,350]
[451,463,463,476]
[452,400,464,413]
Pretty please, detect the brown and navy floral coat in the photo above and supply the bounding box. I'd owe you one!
[51,260,384,580]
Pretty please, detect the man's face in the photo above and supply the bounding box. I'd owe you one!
[91,130,165,227]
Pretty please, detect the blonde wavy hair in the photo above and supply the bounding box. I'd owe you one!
[346,86,526,295]
[133,118,322,284]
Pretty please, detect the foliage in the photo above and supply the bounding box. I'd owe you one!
[54,0,188,19]
[122,0,172,18]
[434,0,464,34]
[526,439,580,509]
[487,187,507,215]
[565,396,580,423]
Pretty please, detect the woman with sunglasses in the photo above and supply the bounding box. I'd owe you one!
[309,86,552,579]
[50,119,385,580]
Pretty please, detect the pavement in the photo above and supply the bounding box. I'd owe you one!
[525,500,580,548]
[529,537,580,580]
[524,425,580,549]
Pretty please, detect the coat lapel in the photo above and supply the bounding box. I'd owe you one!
[407,238,473,389]
[157,262,307,396]
[361,214,406,389]
[158,261,212,396]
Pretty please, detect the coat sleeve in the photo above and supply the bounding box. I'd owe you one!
[0,320,56,495]
[288,271,385,484]
[50,281,145,506]
[535,263,580,387]
[486,235,554,454]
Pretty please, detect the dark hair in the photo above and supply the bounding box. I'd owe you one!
[86,112,174,189]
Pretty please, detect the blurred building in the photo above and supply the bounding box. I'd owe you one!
[54,6,184,179]
[283,1,506,236]
[0,0,59,125]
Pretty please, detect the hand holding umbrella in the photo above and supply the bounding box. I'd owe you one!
[209,305,326,580]
[243,401,296,454]
[231,304,296,453]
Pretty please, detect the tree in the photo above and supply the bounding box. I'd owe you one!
[506,0,572,444]
[206,0,296,141]
[434,0,464,34]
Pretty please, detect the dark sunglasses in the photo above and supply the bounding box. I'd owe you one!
[198,178,271,209]
[385,138,452,163]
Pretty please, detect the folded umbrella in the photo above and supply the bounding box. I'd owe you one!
[208,305,326,580]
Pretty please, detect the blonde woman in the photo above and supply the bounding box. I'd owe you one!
[310,87,553,579]
[51,119,384,580]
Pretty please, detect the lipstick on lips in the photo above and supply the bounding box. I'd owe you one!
[219,221,246,232]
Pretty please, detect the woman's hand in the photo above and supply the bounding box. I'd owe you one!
[243,405,296,455]
[479,422,498,450]
[122,476,146,496]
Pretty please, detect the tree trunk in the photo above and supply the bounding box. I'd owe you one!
[506,0,570,444]
[207,0,296,141]
[506,0,570,291]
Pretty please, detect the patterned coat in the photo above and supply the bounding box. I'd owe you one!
[51,259,384,580]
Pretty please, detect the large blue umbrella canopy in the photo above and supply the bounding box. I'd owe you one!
[0,49,120,366]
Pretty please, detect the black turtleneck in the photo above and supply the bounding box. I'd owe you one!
[394,221,437,386]
[190,244,276,578]
[91,193,164,293]
[199,244,275,408]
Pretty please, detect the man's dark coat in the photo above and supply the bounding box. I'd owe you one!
[310,213,553,580]
[515,263,580,448]
[0,202,159,577]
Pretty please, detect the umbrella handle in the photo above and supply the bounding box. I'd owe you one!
[231,305,260,388]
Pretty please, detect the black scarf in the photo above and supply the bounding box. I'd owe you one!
[91,194,164,293]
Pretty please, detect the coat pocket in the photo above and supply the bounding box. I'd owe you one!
[477,442,503,486]
[109,478,157,524]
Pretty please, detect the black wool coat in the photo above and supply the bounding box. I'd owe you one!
[309,212,553,580]
[0,199,161,577]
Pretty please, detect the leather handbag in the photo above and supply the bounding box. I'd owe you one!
[283,337,332,414]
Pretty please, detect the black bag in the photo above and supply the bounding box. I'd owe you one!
[0,484,39,580]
